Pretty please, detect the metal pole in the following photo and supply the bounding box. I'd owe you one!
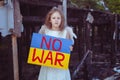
[62,0,67,26]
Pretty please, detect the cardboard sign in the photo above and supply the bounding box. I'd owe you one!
[27,33,72,69]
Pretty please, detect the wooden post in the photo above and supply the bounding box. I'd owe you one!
[12,35,19,80]
[12,0,22,79]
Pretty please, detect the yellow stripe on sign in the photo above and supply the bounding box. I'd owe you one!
[27,47,70,69]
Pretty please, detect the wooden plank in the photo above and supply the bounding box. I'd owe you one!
[19,0,62,7]
[12,35,19,80]
[23,16,44,22]
[23,16,79,24]
[12,0,20,80]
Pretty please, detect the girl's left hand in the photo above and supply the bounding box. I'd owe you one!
[70,46,73,51]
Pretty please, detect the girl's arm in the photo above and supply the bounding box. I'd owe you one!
[66,26,77,51]
[66,26,77,45]
[38,25,46,34]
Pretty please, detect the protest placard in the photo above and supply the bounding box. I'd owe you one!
[27,33,72,69]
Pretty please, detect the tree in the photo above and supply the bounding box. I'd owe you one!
[70,0,120,14]
[105,0,120,14]
[71,0,98,9]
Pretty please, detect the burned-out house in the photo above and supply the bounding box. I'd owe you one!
[0,0,120,80]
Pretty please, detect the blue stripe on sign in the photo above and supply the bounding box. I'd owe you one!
[30,33,73,53]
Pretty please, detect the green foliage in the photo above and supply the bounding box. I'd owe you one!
[70,0,120,14]
[71,0,98,9]
[105,0,120,14]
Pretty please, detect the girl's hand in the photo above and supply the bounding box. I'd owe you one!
[70,46,73,51]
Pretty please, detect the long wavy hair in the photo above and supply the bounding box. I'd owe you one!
[45,7,65,31]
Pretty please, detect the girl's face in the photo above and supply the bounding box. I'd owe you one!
[50,11,62,30]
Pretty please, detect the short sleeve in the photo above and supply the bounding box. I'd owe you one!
[66,26,77,45]
[38,25,46,34]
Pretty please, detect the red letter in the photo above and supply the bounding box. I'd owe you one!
[32,48,44,63]
[43,51,53,65]
[52,39,62,51]
[40,36,52,49]
[54,52,64,67]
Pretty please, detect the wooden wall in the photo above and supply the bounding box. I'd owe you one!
[17,1,120,80]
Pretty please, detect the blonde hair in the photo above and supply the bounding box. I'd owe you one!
[45,7,65,31]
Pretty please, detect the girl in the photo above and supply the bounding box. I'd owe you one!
[38,7,77,80]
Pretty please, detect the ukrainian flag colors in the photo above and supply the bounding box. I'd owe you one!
[27,33,72,69]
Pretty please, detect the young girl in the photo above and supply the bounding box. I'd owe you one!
[38,7,77,80]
